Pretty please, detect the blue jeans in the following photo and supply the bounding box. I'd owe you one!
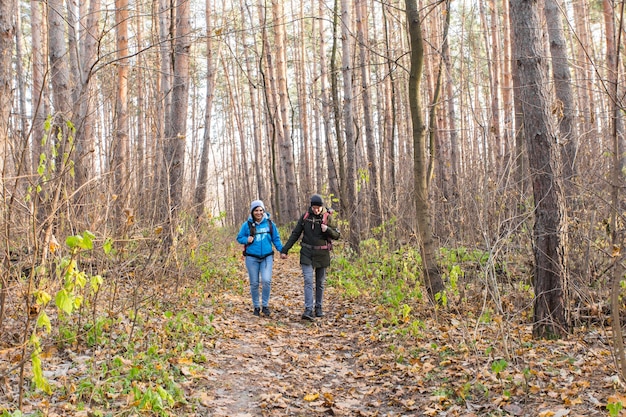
[302,264,326,310]
[245,255,273,308]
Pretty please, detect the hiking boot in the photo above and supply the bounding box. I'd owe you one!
[315,306,324,317]
[262,307,271,316]
[301,309,314,321]
[253,307,260,317]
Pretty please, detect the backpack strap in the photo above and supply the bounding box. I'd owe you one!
[301,210,333,250]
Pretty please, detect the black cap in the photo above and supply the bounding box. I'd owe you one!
[310,194,323,207]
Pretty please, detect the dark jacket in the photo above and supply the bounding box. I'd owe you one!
[237,213,283,259]
[281,207,340,268]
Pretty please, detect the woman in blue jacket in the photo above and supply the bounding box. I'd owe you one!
[237,200,283,317]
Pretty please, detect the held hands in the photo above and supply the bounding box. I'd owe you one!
[248,236,254,243]
[321,224,328,232]
[280,253,288,259]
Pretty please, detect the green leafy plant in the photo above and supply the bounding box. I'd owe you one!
[607,400,623,417]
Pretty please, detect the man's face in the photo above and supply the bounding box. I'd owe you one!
[311,205,322,215]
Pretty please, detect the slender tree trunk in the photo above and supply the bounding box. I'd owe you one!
[603,0,625,176]
[114,0,130,232]
[501,0,513,161]
[382,2,397,205]
[30,0,46,177]
[545,0,578,194]
[355,0,382,228]
[73,0,100,205]
[134,8,146,210]
[221,54,252,201]
[331,0,347,212]
[165,0,191,246]
[511,0,568,339]
[157,0,173,225]
[442,0,458,200]
[45,0,73,260]
[66,0,80,105]
[406,0,445,302]
[48,0,72,120]
[606,0,626,378]
[428,0,451,192]
[0,0,14,175]
[258,0,282,218]
[271,0,299,220]
[318,1,340,201]
[241,4,265,201]
[341,0,360,252]
[0,0,16,339]
[295,1,313,198]
[510,17,528,195]
[572,0,595,151]
[194,0,220,217]
[15,6,29,170]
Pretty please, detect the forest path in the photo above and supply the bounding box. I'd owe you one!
[184,254,410,417]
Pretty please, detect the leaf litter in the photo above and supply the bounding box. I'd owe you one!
[0,251,624,417]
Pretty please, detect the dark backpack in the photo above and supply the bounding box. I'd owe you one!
[242,219,274,256]
[302,209,333,250]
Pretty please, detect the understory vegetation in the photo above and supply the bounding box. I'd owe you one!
[0,218,623,416]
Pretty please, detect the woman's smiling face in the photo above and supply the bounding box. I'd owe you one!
[253,207,264,220]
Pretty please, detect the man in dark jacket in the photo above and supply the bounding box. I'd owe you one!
[280,194,340,320]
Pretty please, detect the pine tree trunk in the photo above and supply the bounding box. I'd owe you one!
[271,0,299,220]
[30,0,46,178]
[318,1,340,201]
[73,0,100,203]
[163,0,190,248]
[330,0,347,215]
[114,0,130,231]
[341,0,360,253]
[545,0,578,193]
[356,0,382,228]
[510,0,568,339]
[195,0,219,217]
[157,0,173,225]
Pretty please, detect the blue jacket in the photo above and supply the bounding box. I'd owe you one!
[237,213,283,259]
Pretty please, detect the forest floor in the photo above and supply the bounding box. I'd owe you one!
[1,250,625,416]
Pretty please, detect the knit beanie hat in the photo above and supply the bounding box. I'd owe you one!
[250,199,265,214]
[310,194,323,207]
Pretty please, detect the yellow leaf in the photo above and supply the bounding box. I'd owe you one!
[304,393,319,402]
[564,396,583,406]
[124,208,134,225]
[49,235,59,253]
[613,245,621,257]
[538,411,555,417]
